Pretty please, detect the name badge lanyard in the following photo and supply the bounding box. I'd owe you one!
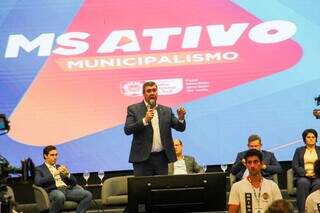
[248,177,262,209]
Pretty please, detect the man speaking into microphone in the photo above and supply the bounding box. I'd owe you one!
[124,81,186,176]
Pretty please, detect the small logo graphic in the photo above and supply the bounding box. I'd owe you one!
[121,81,143,97]
[120,78,183,97]
[262,192,270,201]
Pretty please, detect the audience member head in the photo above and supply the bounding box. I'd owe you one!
[43,145,58,165]
[266,199,294,213]
[244,149,263,162]
[247,134,262,151]
[302,128,318,144]
[244,149,263,177]
[142,81,158,106]
[173,139,183,157]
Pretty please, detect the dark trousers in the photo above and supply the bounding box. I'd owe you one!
[296,177,320,213]
[133,151,169,176]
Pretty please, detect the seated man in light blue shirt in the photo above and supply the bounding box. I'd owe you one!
[168,139,203,175]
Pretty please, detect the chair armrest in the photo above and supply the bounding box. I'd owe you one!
[229,174,236,188]
[101,179,114,204]
[32,184,51,211]
[287,169,296,196]
[272,173,278,184]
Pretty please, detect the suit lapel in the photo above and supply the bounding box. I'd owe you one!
[157,105,163,131]
[316,146,320,158]
[42,163,53,177]
[261,151,266,161]
[184,157,192,173]
[139,102,153,138]
[168,163,174,175]
[139,101,148,118]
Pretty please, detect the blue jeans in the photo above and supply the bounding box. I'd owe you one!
[49,185,92,213]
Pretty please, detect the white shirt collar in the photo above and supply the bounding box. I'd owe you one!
[45,162,55,169]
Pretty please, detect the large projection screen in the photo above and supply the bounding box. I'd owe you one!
[0,0,319,172]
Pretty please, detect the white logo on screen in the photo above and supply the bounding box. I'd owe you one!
[121,78,183,97]
[4,20,297,58]
[121,81,143,97]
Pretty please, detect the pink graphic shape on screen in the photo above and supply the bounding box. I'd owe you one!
[9,0,302,145]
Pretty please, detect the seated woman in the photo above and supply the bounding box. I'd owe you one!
[292,128,320,213]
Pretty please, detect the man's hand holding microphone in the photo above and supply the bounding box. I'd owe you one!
[144,99,156,124]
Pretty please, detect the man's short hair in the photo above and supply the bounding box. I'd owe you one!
[142,81,157,94]
[302,128,318,143]
[314,159,320,178]
[247,134,261,144]
[266,199,294,213]
[174,139,183,145]
[43,145,57,159]
[244,149,263,162]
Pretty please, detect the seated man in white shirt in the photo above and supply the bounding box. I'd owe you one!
[34,145,92,213]
[228,149,282,213]
[168,139,204,175]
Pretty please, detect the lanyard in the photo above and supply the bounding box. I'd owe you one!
[248,177,262,208]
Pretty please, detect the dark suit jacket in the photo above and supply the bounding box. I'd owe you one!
[168,155,204,175]
[230,150,282,181]
[292,146,320,179]
[34,163,77,192]
[124,101,186,163]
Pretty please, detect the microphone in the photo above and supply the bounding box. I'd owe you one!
[149,99,156,109]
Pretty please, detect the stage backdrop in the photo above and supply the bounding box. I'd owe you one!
[0,0,319,173]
